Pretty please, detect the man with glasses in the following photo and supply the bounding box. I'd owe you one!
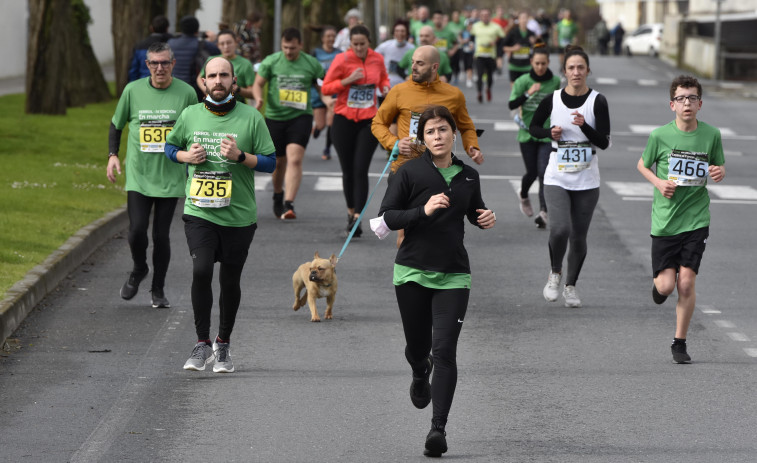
[637,75,726,364]
[107,42,198,308]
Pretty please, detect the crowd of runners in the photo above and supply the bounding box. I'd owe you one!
[108,5,726,458]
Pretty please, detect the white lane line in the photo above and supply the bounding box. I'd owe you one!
[254,176,272,191]
[314,177,343,191]
[708,185,757,200]
[714,320,736,329]
[727,332,751,342]
[638,79,658,86]
[596,77,618,85]
[743,348,757,357]
[606,181,652,197]
[494,121,519,131]
[699,306,722,314]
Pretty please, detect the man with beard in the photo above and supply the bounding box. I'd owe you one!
[372,45,483,247]
[165,57,276,373]
[108,42,197,309]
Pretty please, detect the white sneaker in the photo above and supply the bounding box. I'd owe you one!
[518,190,534,217]
[563,285,582,308]
[543,272,561,302]
[466,79,473,88]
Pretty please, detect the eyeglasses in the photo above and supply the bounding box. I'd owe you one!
[672,95,700,103]
[147,60,172,69]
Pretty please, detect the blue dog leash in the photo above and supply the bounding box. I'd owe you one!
[337,152,397,261]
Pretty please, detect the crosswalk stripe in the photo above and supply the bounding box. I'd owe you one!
[606,181,757,203]
[596,77,618,85]
[314,177,343,191]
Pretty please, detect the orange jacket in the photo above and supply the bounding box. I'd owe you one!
[371,75,480,154]
[321,48,390,122]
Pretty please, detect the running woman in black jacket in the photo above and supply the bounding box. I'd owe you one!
[376,105,496,458]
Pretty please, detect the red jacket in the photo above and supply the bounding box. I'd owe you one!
[321,48,390,122]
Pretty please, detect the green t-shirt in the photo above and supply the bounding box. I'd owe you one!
[556,19,578,47]
[509,73,561,143]
[432,26,458,53]
[399,48,452,77]
[111,77,197,197]
[165,102,276,227]
[257,51,325,120]
[392,163,470,289]
[642,120,725,236]
[200,54,256,104]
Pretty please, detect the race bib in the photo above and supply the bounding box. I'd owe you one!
[434,38,449,52]
[347,84,375,109]
[279,87,308,110]
[667,149,709,186]
[189,171,232,208]
[512,46,530,60]
[140,120,174,153]
[477,44,494,55]
[408,111,422,142]
[556,141,593,172]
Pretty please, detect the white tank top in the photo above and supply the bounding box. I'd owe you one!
[544,89,601,190]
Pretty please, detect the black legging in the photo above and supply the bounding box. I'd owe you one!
[475,57,496,93]
[395,282,470,427]
[519,141,552,212]
[126,191,179,290]
[543,185,600,286]
[190,247,245,341]
[331,114,379,212]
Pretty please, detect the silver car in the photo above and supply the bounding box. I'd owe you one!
[623,23,663,57]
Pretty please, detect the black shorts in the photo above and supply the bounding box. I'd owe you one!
[183,214,257,266]
[509,69,528,83]
[462,52,473,71]
[651,226,709,277]
[266,114,313,157]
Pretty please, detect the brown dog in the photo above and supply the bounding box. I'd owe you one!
[292,252,338,322]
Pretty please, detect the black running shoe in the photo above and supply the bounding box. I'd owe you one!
[410,356,433,409]
[652,284,668,305]
[424,424,448,457]
[151,287,170,308]
[120,267,148,300]
[272,192,284,218]
[671,342,691,364]
[344,214,362,238]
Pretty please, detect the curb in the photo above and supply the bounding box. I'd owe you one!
[1,205,128,345]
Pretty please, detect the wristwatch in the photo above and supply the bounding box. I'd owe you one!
[237,151,246,163]
[108,152,118,158]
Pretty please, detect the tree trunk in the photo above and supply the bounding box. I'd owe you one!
[112,0,150,97]
[26,0,111,114]
[222,0,258,27]
[177,0,201,20]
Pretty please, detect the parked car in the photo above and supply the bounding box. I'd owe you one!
[623,23,663,57]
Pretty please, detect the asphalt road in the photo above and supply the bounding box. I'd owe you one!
[2,55,757,462]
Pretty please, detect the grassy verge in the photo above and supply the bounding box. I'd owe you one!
[0,90,127,298]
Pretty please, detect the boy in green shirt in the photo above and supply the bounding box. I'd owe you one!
[637,75,726,364]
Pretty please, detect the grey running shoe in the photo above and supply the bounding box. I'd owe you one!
[410,356,433,409]
[424,424,448,457]
[563,285,582,308]
[518,191,534,217]
[120,267,148,300]
[150,288,170,308]
[183,342,214,371]
[671,342,691,364]
[543,272,561,302]
[652,284,668,305]
[213,340,235,373]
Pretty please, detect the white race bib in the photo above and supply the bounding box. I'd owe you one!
[556,141,592,172]
[347,84,375,109]
[667,149,709,186]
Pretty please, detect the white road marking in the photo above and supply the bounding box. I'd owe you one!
[699,305,722,314]
[606,181,653,197]
[254,176,272,191]
[596,77,618,85]
[743,348,757,357]
[606,181,757,204]
[314,177,343,191]
[714,320,736,329]
[708,185,757,200]
[727,332,751,342]
[638,79,658,86]
[494,121,519,131]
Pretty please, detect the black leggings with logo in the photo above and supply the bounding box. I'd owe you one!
[395,282,470,427]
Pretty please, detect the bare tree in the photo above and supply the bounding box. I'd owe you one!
[222,0,258,26]
[26,0,111,114]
